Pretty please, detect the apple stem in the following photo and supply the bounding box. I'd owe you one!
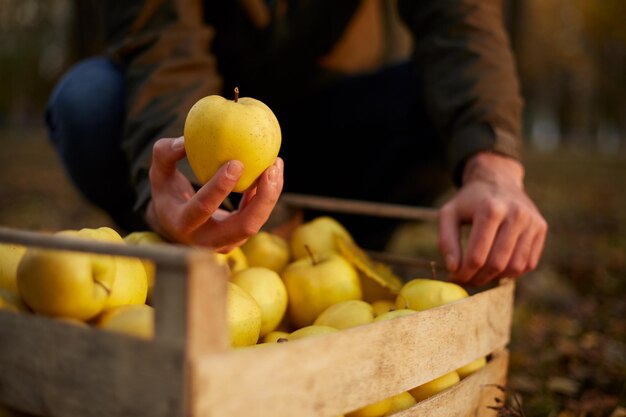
[304,244,318,266]
[430,261,437,280]
[234,87,239,103]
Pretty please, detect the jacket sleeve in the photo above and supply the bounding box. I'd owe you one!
[106,0,222,214]
[398,0,524,185]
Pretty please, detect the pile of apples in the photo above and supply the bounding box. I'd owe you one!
[0,217,487,416]
[0,227,164,338]
[211,216,488,416]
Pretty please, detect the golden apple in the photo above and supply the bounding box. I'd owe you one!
[395,279,468,311]
[215,246,248,274]
[314,300,374,330]
[290,216,354,260]
[456,356,487,378]
[123,230,167,304]
[241,231,290,273]
[79,227,148,308]
[288,325,338,341]
[228,282,262,347]
[0,243,27,293]
[384,392,416,415]
[282,253,362,328]
[97,304,154,339]
[231,267,288,336]
[409,371,460,401]
[184,87,281,192]
[17,231,116,320]
[346,397,392,417]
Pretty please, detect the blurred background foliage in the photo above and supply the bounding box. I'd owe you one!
[0,1,624,416]
[1,0,626,153]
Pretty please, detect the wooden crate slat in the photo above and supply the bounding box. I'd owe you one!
[190,282,514,417]
[0,311,185,417]
[392,349,509,417]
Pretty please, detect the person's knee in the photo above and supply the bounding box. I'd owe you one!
[47,57,125,144]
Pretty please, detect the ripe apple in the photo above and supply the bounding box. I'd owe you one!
[288,325,338,341]
[314,300,374,330]
[290,216,354,260]
[184,87,281,192]
[124,230,167,304]
[456,356,487,378]
[17,231,116,320]
[282,252,362,328]
[395,279,468,311]
[215,246,249,274]
[385,391,417,414]
[228,282,262,347]
[241,231,290,273]
[79,227,148,308]
[409,371,460,402]
[346,396,392,417]
[97,304,154,339]
[231,267,288,336]
[0,243,27,293]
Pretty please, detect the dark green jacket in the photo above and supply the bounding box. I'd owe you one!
[105,0,523,214]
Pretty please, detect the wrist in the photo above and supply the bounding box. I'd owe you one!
[462,152,525,189]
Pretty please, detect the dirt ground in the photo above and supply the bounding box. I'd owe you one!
[0,126,624,416]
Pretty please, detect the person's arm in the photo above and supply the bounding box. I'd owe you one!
[398,0,547,284]
[106,0,283,251]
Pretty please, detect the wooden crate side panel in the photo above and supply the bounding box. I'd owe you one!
[190,282,514,417]
[0,311,185,417]
[392,350,509,417]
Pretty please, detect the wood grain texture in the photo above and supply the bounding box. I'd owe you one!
[392,349,509,417]
[0,311,184,417]
[190,282,514,417]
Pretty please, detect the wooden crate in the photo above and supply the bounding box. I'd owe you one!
[0,227,514,417]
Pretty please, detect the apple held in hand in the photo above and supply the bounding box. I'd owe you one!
[184,87,281,193]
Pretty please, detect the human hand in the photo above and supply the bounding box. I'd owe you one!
[438,152,547,286]
[145,137,284,252]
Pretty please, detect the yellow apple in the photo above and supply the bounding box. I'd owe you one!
[314,300,374,330]
[228,282,262,347]
[395,279,468,311]
[456,356,487,378]
[282,253,362,328]
[262,330,290,343]
[97,304,154,339]
[384,392,416,415]
[231,267,288,336]
[409,371,460,402]
[17,231,116,320]
[241,231,290,273]
[0,243,27,293]
[288,325,338,341]
[184,87,281,192]
[370,299,395,317]
[346,397,392,417]
[215,246,249,274]
[290,216,354,260]
[373,309,415,322]
[79,227,148,308]
[123,230,167,304]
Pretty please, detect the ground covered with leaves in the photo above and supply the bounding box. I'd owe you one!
[0,127,624,416]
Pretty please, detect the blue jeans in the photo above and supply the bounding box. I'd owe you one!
[45,57,143,230]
